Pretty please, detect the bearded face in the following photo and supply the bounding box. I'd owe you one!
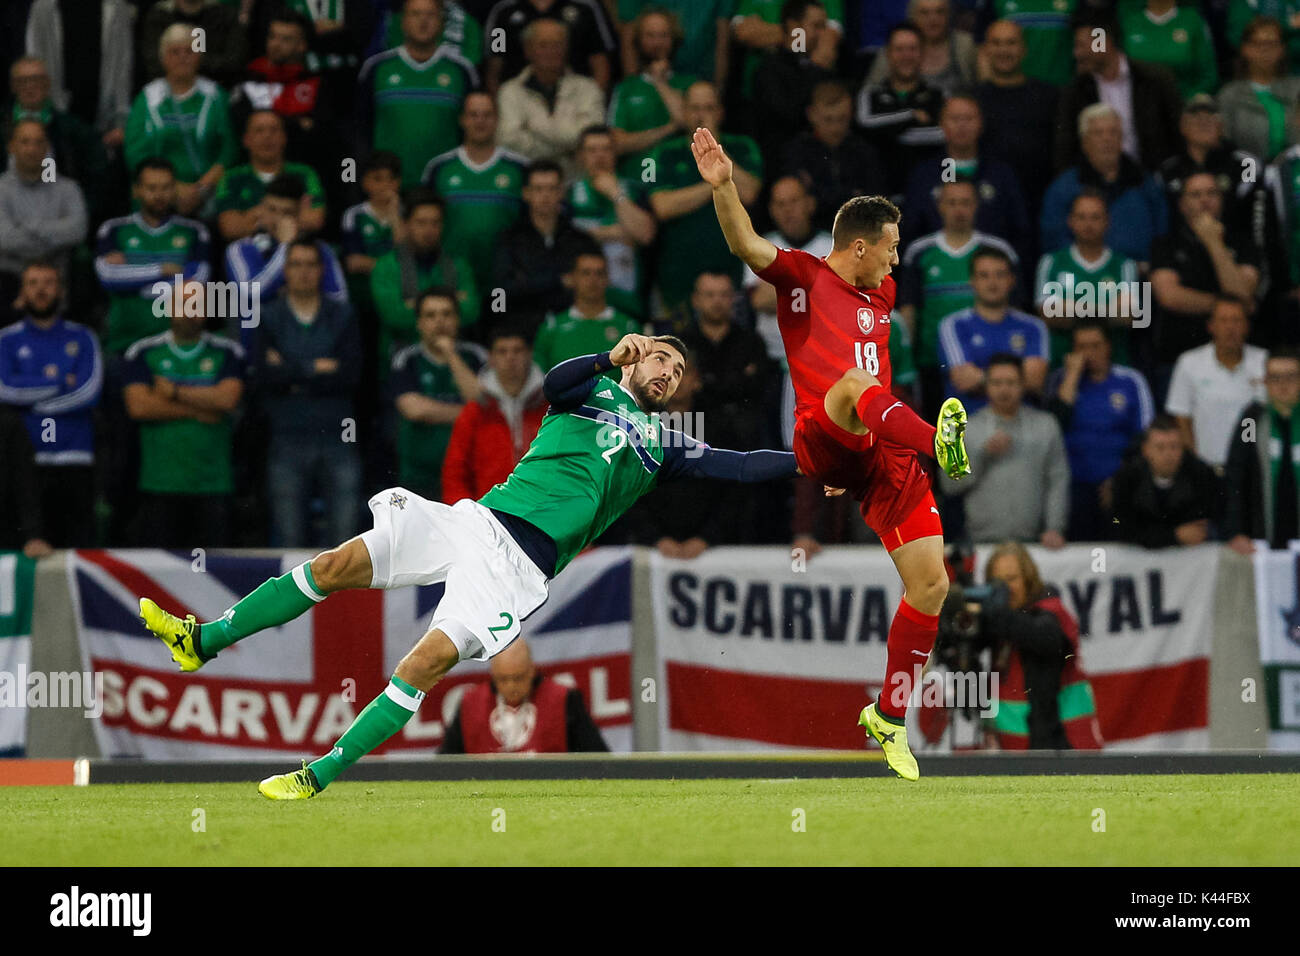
[625,347,683,412]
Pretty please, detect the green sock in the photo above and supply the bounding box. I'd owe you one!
[199,561,326,656]
[308,676,425,789]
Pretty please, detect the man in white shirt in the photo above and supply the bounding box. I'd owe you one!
[1165,297,1267,468]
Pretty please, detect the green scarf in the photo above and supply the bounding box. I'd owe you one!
[1268,406,1300,491]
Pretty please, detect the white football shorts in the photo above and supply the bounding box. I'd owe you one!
[359,487,550,662]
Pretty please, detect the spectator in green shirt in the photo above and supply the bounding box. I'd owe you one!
[534,250,643,374]
[214,110,328,242]
[647,81,763,310]
[608,7,694,181]
[124,22,237,217]
[341,150,403,314]
[568,125,657,318]
[1119,0,1218,100]
[121,279,246,547]
[391,286,486,501]
[370,189,480,372]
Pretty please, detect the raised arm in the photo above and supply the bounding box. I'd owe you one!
[692,127,776,273]
[542,351,614,411]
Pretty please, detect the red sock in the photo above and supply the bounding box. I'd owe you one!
[855,385,936,456]
[878,599,939,721]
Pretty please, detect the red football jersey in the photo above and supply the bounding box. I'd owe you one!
[756,246,896,420]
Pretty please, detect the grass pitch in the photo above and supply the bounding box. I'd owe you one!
[2,774,1296,866]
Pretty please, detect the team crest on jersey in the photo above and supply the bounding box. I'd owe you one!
[389,491,407,510]
[437,73,451,87]
[1110,392,1127,411]
[1010,333,1026,352]
[173,235,187,248]
[857,308,876,334]
[496,173,510,187]
[1173,29,1188,44]
[200,357,215,373]
[65,341,79,357]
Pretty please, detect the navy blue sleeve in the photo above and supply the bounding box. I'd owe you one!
[543,351,614,411]
[658,430,799,483]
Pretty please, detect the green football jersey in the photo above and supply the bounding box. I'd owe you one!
[123,332,245,495]
[341,201,395,308]
[608,72,697,180]
[991,0,1078,86]
[360,46,478,187]
[649,132,763,307]
[385,0,485,66]
[212,162,326,214]
[124,78,238,181]
[533,307,642,375]
[391,340,486,499]
[96,213,210,353]
[1034,245,1138,365]
[1119,4,1217,99]
[902,232,1016,367]
[480,376,670,574]
[565,175,648,316]
[370,249,481,368]
[341,202,395,259]
[423,146,526,290]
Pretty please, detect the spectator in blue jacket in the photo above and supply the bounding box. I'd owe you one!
[225,172,346,348]
[1047,319,1155,542]
[901,93,1032,263]
[0,259,102,546]
[1040,103,1167,267]
[253,239,362,548]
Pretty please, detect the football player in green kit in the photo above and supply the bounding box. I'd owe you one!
[138,333,800,798]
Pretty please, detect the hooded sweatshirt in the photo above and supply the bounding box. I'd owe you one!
[440,362,547,503]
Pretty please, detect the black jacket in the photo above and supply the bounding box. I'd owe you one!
[1055,58,1183,173]
[1110,450,1221,548]
[491,215,600,333]
[1223,400,1300,544]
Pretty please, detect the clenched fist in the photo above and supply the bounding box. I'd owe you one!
[610,333,659,367]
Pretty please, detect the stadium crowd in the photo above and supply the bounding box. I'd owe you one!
[0,0,1297,558]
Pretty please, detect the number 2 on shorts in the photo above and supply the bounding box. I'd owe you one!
[488,611,515,635]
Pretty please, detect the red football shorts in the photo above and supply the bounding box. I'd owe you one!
[793,399,942,550]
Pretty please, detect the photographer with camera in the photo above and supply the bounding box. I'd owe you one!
[936,542,1104,750]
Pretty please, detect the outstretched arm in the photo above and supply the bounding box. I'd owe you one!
[659,433,798,483]
[693,127,776,274]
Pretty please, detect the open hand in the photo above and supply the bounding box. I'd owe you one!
[691,127,733,188]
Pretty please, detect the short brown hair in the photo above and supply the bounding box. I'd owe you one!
[831,195,900,249]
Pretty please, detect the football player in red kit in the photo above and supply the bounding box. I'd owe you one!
[693,126,970,780]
